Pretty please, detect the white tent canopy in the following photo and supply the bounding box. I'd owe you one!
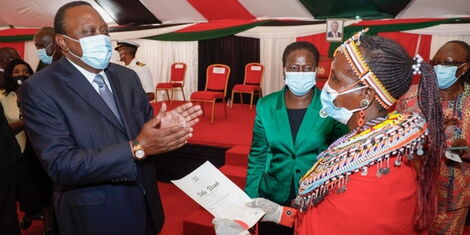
[0,0,468,28]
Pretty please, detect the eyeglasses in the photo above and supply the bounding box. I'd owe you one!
[430,60,467,67]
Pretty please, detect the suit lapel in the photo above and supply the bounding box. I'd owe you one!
[106,69,132,139]
[61,59,126,135]
[294,87,321,150]
[274,87,295,154]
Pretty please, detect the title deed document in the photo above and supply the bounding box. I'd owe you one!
[172,161,264,228]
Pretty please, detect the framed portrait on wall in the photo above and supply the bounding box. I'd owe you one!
[326,19,344,42]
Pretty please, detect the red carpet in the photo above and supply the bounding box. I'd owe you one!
[152,101,256,147]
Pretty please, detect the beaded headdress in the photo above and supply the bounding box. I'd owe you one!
[335,28,396,109]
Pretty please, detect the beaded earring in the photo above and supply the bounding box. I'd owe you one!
[357,99,369,127]
[357,110,365,127]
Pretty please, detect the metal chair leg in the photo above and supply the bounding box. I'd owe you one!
[211,101,215,123]
[223,98,228,118]
[165,90,170,104]
[250,92,254,110]
[230,90,235,109]
[155,89,159,103]
[180,87,186,101]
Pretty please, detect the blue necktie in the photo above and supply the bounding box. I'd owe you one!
[93,74,123,125]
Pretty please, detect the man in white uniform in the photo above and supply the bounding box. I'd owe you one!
[115,40,155,101]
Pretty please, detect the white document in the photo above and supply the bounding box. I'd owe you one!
[172,161,265,228]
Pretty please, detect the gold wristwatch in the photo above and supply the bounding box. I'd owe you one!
[130,139,146,160]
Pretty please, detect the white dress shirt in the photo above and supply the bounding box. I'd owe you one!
[67,58,113,93]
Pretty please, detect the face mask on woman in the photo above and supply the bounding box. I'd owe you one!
[433,64,463,89]
[62,34,112,69]
[285,72,316,96]
[319,82,367,125]
[13,75,29,85]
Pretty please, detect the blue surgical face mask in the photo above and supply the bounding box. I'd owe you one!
[63,34,112,69]
[36,42,54,64]
[434,64,460,89]
[285,72,316,96]
[319,82,367,125]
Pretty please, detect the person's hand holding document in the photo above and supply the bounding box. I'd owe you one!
[172,161,265,230]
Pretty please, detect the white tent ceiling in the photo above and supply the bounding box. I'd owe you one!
[0,0,468,28]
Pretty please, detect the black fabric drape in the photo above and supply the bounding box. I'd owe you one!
[198,36,260,104]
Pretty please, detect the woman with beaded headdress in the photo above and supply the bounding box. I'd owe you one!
[398,40,470,234]
[213,29,444,234]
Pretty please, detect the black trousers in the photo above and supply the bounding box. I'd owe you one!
[0,165,20,235]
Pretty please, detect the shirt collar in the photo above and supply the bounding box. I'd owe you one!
[67,58,106,84]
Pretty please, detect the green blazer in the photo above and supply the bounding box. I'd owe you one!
[245,87,348,205]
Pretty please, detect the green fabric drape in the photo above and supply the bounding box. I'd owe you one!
[0,35,33,42]
[146,21,269,41]
[328,18,470,56]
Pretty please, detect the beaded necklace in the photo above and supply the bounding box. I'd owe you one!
[294,112,428,211]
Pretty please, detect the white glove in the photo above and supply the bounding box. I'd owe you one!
[245,198,282,223]
[212,218,250,235]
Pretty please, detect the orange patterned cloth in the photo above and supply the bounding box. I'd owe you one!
[397,84,470,234]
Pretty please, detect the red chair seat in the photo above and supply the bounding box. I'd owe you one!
[156,83,183,89]
[232,84,260,92]
[190,91,225,100]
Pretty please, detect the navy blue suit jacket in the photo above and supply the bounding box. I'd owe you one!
[18,58,163,235]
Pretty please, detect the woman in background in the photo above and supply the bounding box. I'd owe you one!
[1,59,52,232]
[398,40,470,234]
[244,41,347,235]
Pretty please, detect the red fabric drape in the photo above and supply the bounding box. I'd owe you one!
[0,42,25,58]
[177,20,261,33]
[378,32,432,60]
[378,32,432,84]
[187,0,255,21]
[296,33,330,57]
[0,28,38,36]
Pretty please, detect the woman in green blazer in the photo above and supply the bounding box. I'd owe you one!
[245,42,347,216]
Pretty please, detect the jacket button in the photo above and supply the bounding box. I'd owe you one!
[295,169,301,174]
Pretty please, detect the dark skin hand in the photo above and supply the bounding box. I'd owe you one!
[283,49,317,109]
[137,102,202,155]
[55,5,204,156]
[327,48,386,131]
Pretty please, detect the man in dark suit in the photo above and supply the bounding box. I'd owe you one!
[327,21,342,38]
[18,1,202,235]
[0,105,21,235]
